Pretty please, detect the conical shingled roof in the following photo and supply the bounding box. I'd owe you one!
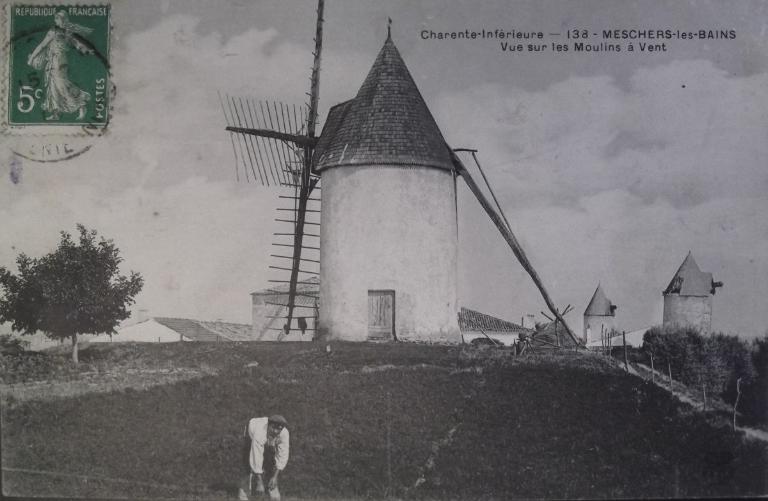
[663,252,714,297]
[313,35,453,171]
[584,284,617,317]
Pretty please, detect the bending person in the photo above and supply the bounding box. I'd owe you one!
[239,415,290,501]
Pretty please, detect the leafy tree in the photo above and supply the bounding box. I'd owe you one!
[0,225,143,363]
[713,333,755,399]
[643,324,700,380]
[741,334,768,425]
[0,333,29,355]
[643,325,754,409]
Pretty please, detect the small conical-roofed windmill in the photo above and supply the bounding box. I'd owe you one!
[583,283,618,345]
[662,251,722,334]
[222,5,580,344]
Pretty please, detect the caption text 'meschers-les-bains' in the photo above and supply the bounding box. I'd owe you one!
[420,28,736,41]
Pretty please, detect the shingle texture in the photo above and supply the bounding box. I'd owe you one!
[153,317,253,342]
[584,284,617,317]
[198,320,254,342]
[663,252,714,297]
[458,307,529,334]
[313,36,453,172]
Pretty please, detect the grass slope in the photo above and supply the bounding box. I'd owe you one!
[1,342,766,499]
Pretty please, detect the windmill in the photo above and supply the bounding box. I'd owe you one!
[219,0,325,339]
[221,2,580,345]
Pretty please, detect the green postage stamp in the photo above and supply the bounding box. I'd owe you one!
[3,4,111,133]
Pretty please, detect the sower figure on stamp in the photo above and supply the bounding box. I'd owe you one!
[26,11,94,121]
[239,415,289,501]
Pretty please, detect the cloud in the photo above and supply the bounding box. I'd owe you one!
[0,177,283,323]
[445,60,768,337]
[0,14,370,199]
[1,14,365,323]
[3,13,767,339]
[458,186,768,337]
[435,59,768,209]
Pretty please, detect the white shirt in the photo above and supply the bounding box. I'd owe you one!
[245,417,290,474]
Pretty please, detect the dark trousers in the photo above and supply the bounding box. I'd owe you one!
[240,438,278,497]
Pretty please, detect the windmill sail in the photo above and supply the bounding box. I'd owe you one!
[219,0,325,339]
[218,95,309,185]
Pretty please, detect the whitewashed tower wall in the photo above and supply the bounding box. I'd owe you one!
[313,34,461,343]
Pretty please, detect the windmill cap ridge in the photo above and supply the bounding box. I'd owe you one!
[663,252,718,296]
[584,284,617,317]
[313,36,453,171]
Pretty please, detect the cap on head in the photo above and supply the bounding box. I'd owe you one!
[268,414,288,428]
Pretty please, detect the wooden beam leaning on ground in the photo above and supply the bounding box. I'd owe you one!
[450,149,580,346]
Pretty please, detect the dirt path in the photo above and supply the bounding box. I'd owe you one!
[634,363,768,443]
[0,367,217,403]
[737,426,768,442]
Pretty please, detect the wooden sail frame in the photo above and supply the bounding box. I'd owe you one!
[222,0,325,339]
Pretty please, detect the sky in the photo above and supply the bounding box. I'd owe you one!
[2,0,767,339]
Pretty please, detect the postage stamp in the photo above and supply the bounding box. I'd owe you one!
[3,4,111,136]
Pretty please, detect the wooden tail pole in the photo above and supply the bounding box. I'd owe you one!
[450,150,580,345]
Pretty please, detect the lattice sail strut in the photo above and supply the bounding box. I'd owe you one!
[219,0,325,341]
[218,95,309,186]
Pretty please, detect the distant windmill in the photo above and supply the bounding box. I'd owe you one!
[221,1,579,344]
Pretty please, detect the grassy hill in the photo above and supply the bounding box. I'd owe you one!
[1,342,766,499]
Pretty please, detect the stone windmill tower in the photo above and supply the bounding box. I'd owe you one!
[222,6,580,345]
[311,30,460,342]
[583,284,617,344]
[662,251,722,334]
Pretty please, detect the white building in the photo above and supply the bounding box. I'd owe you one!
[458,308,533,347]
[89,317,252,343]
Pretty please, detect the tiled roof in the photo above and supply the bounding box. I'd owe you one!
[198,320,254,342]
[153,317,252,342]
[313,35,453,172]
[663,252,714,297]
[458,307,529,334]
[584,284,617,317]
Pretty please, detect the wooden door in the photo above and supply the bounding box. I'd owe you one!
[368,290,395,340]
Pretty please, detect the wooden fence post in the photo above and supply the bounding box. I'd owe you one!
[622,330,628,372]
[668,362,673,389]
[733,377,743,430]
[386,391,392,497]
